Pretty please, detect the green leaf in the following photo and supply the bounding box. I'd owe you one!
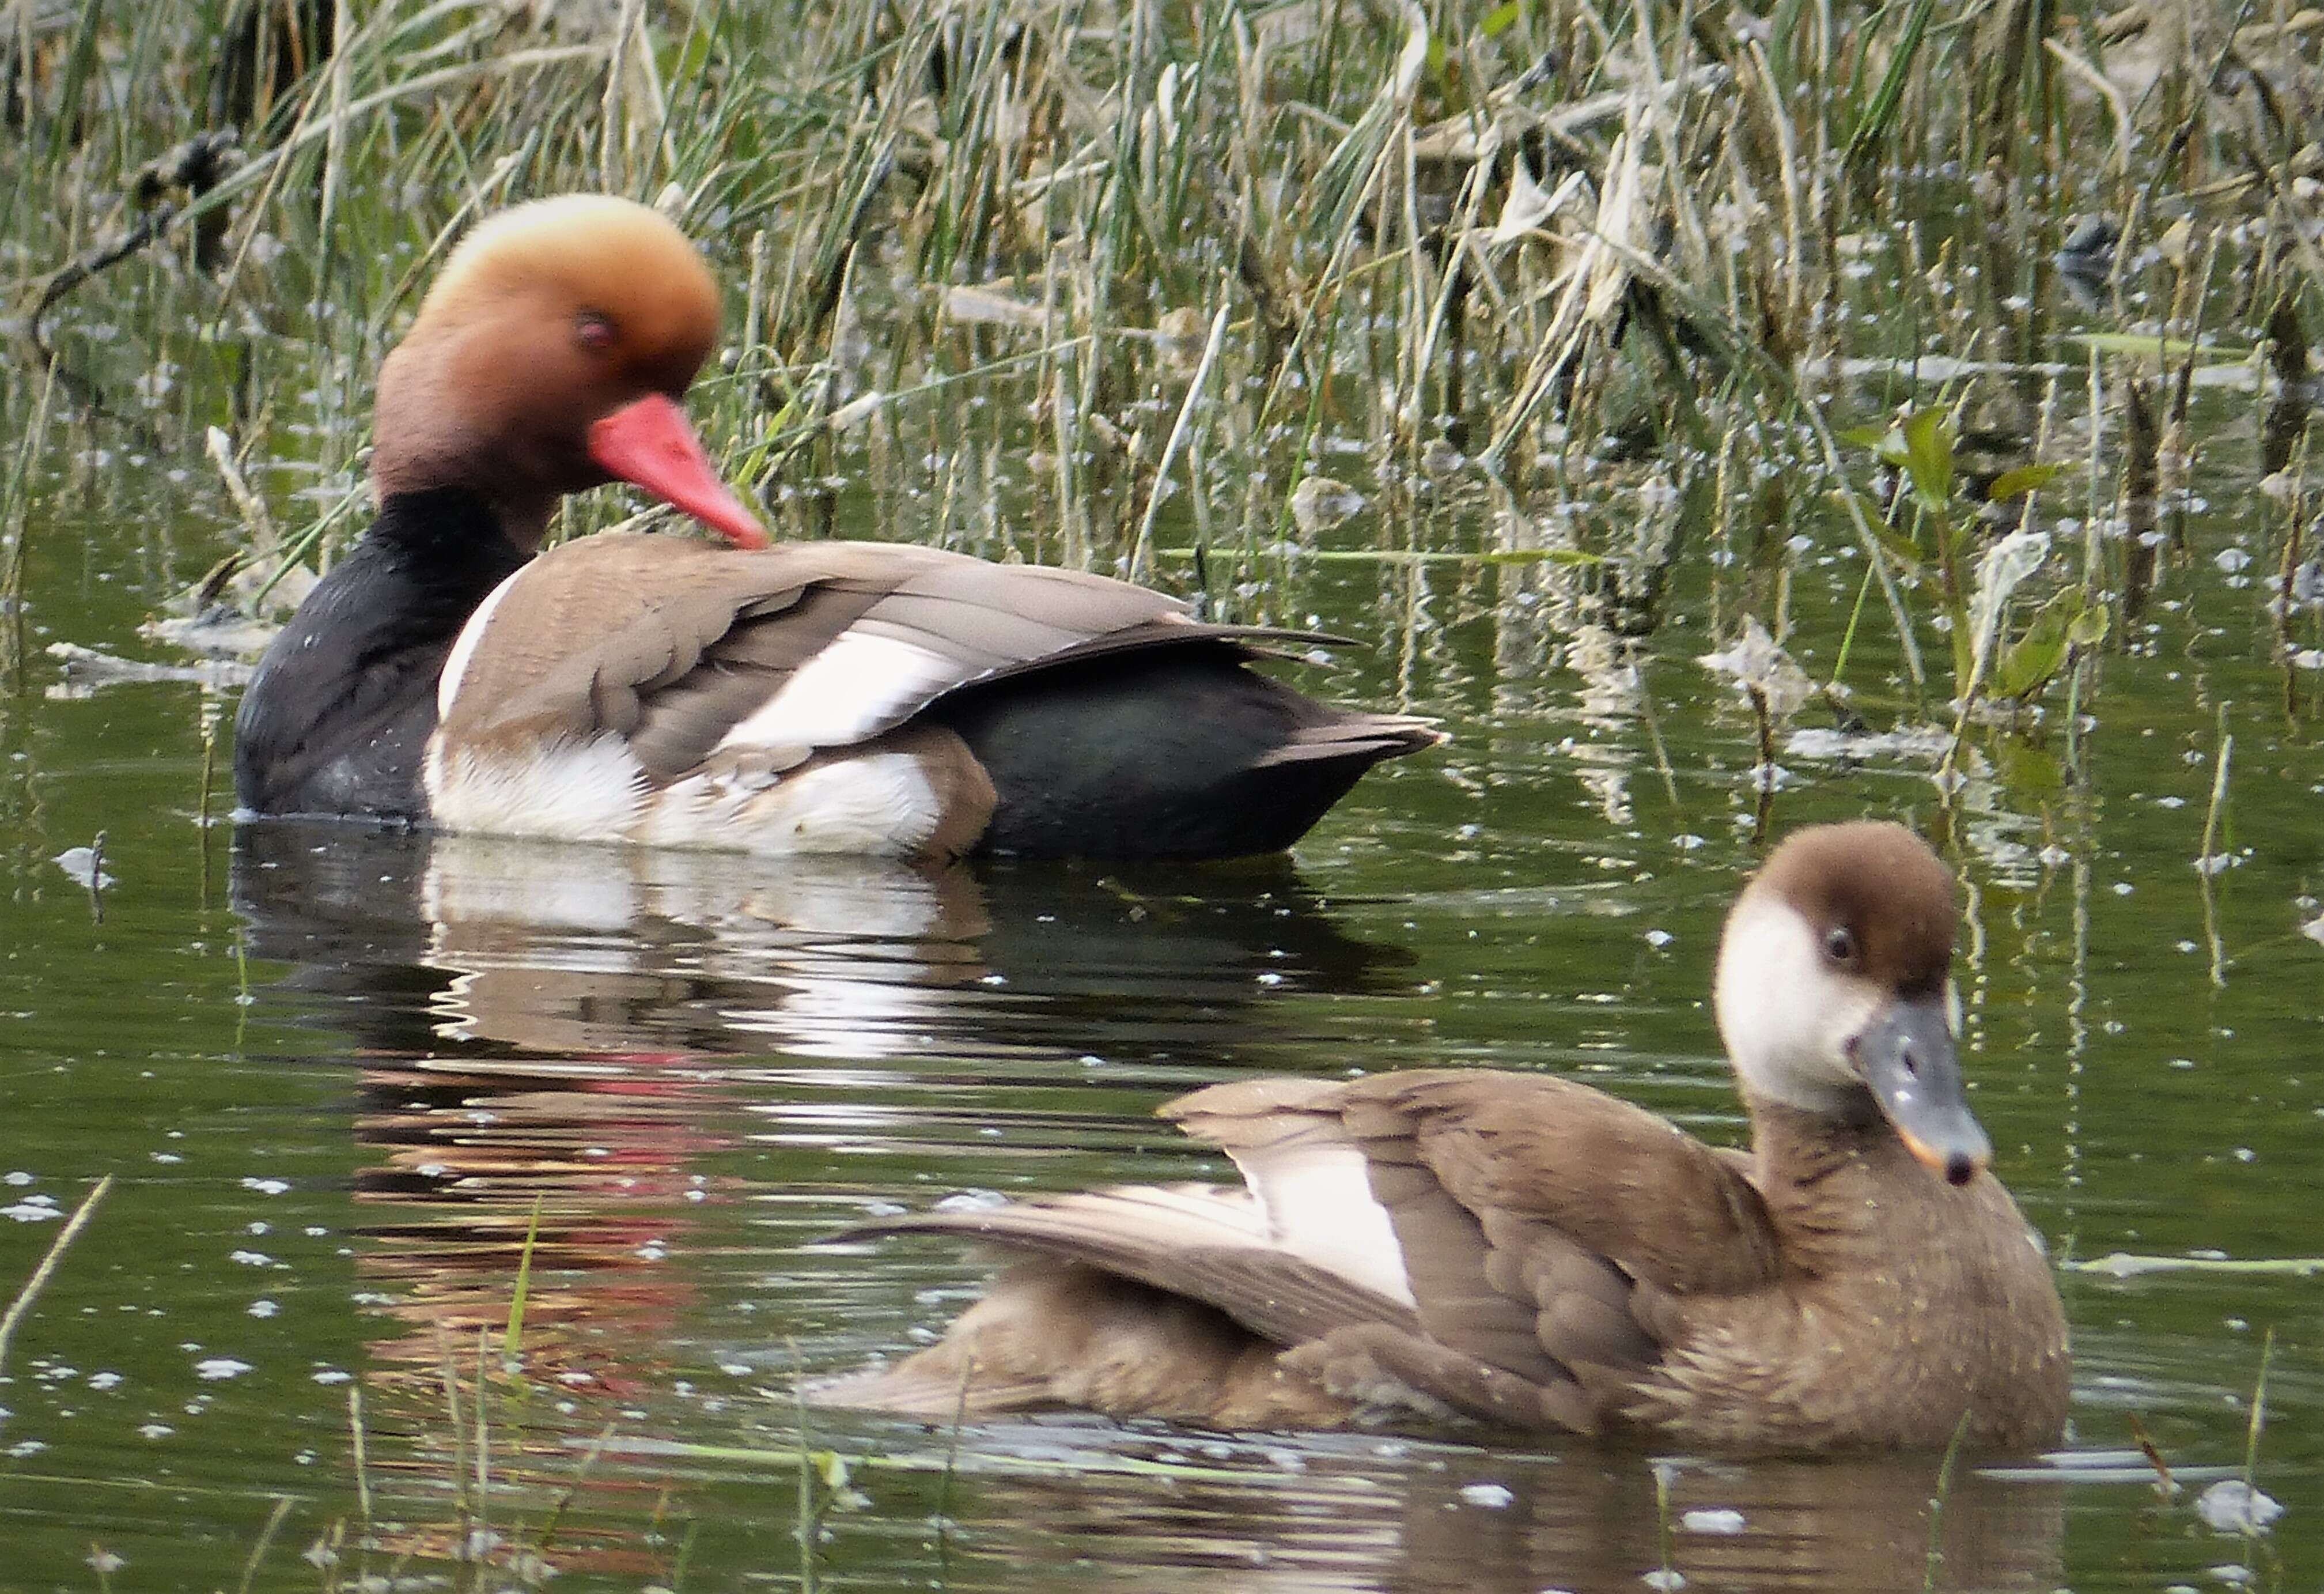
[812,1451,853,1490]
[504,1192,544,1363]
[1481,1,1523,38]
[1837,424,1891,452]
[1873,525,1926,575]
[1992,589,2082,700]
[1829,488,1924,573]
[1842,0,1936,167]
[1986,462,2065,502]
[2067,599,2111,649]
[1899,408,1954,515]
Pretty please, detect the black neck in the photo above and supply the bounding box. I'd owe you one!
[368,488,528,573]
[232,489,532,819]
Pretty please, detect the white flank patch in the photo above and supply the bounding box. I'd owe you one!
[645,752,941,856]
[1236,1139,1416,1306]
[712,632,967,753]
[436,573,524,718]
[424,735,647,842]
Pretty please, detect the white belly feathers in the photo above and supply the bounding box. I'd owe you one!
[424,572,966,856]
[425,734,954,856]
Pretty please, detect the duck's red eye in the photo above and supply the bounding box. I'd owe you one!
[575,311,616,352]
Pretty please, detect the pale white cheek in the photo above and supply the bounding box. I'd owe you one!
[1714,896,1883,1108]
[711,632,966,753]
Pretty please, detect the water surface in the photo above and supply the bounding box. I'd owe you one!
[2,289,2320,1594]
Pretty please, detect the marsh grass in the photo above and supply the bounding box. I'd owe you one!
[3,8,2323,1576]
[3,3,2315,707]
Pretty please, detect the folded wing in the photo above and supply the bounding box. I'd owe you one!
[435,535,1334,777]
[815,1069,1784,1432]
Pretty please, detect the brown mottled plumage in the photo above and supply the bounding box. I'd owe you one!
[809,822,2072,1452]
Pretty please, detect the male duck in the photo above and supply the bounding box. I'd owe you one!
[812,822,2072,1452]
[232,195,1438,859]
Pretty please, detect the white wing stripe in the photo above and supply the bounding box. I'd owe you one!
[1233,1140,1417,1306]
[711,630,966,753]
[437,572,523,718]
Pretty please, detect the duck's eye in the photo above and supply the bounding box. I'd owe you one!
[1823,927,1859,965]
[574,311,616,352]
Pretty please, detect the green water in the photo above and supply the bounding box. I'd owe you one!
[3,337,2322,1592]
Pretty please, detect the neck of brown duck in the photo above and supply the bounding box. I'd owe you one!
[1742,1090,1932,1272]
[369,337,558,554]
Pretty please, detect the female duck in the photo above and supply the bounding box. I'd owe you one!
[812,822,2072,1452]
[232,195,1437,859]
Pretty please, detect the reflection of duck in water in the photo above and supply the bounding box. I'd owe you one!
[228,820,1417,1535]
[232,194,1437,858]
[1386,1449,2064,1593]
[230,818,1411,1344]
[814,824,2070,1453]
[921,1441,2064,1594]
[234,821,1411,1066]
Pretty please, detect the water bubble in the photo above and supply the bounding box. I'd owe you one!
[934,1189,1010,1213]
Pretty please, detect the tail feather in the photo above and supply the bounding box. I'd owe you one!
[1250,713,1445,770]
[802,1262,1361,1430]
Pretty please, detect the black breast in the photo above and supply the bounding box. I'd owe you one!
[232,489,529,821]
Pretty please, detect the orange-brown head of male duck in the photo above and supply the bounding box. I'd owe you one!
[234,195,1439,855]
[368,195,766,553]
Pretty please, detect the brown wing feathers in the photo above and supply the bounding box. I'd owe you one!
[836,1185,1422,1349]
[438,534,1360,780]
[615,582,885,777]
[827,1070,1784,1433]
[1344,1073,1785,1300]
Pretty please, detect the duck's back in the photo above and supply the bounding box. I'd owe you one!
[815,1071,2071,1451]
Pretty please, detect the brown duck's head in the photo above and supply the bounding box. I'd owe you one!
[370,194,767,553]
[1713,821,1990,1185]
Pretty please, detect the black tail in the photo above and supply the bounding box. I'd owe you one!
[929,645,1441,860]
